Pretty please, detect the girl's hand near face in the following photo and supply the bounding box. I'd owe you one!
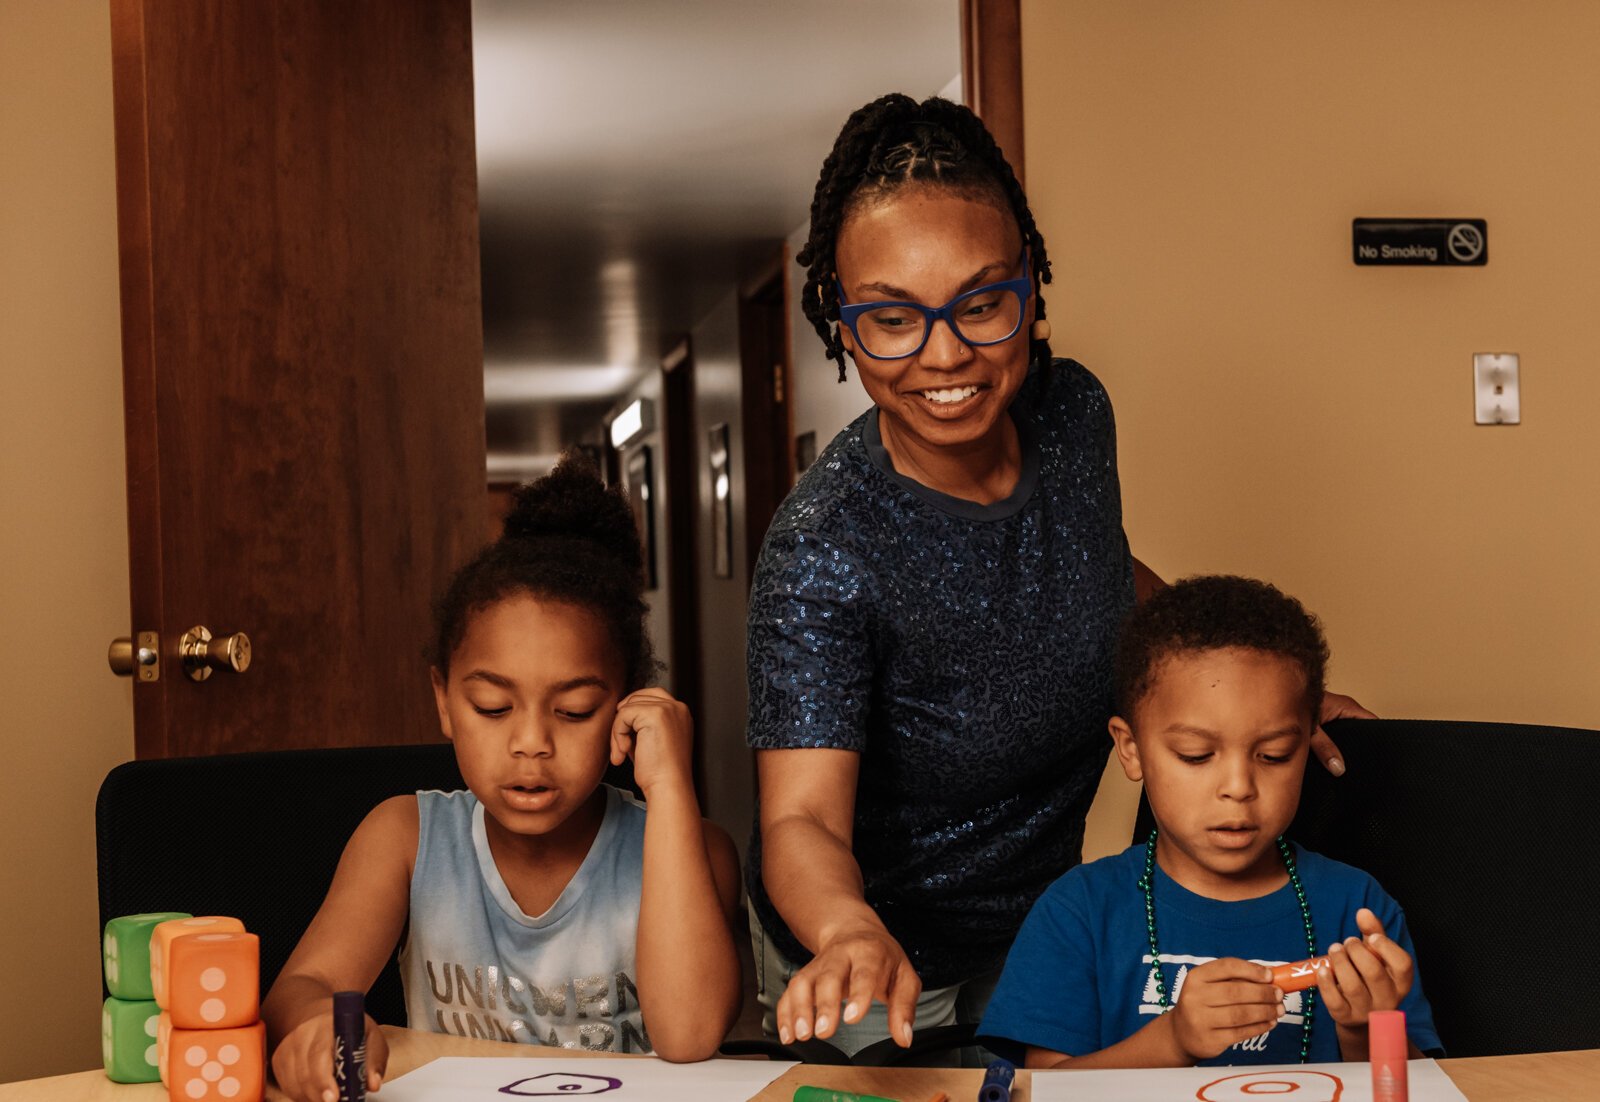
[617,687,743,1061]
[610,688,696,800]
[1316,907,1416,1060]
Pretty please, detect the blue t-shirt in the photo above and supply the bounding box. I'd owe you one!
[745,361,1136,987]
[978,842,1443,1064]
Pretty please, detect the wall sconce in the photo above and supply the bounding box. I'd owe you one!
[609,397,654,449]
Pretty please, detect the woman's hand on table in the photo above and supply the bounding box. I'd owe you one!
[1312,690,1377,777]
[759,748,924,1046]
[775,923,922,1048]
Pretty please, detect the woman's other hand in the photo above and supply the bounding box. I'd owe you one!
[1312,690,1377,776]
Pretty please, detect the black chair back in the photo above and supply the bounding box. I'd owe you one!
[96,743,466,1026]
[1134,717,1599,1056]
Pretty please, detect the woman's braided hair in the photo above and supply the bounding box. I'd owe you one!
[797,93,1053,382]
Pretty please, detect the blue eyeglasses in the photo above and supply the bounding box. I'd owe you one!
[835,251,1032,360]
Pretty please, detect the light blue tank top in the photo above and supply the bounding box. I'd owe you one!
[399,785,651,1052]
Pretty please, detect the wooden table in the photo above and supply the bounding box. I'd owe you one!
[2,1028,1594,1101]
[747,1048,1600,1102]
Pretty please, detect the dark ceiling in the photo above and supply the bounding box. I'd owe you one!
[472,0,961,478]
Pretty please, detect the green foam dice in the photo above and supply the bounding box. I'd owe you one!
[103,912,190,1000]
[101,996,161,1083]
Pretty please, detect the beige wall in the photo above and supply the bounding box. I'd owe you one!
[0,0,135,1082]
[1020,1,1600,860]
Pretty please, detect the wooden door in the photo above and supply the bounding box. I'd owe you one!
[110,0,486,758]
[737,259,793,583]
[659,338,705,798]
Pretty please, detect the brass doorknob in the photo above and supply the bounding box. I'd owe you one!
[179,626,252,681]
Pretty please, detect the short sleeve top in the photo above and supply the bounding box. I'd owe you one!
[400,786,653,1053]
[977,842,1444,1064]
[744,360,1136,987]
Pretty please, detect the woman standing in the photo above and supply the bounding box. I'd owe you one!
[744,94,1366,1055]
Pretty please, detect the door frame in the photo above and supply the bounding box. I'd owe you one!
[962,0,1026,185]
[659,336,706,798]
[736,248,794,585]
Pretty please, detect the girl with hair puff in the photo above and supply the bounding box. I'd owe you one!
[265,454,741,1100]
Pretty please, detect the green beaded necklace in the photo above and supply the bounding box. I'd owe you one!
[1137,827,1318,1063]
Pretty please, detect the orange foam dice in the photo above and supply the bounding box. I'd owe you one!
[168,931,259,1030]
[168,1020,264,1102]
[151,917,245,1009]
[157,1011,172,1086]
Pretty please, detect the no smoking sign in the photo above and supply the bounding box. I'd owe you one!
[1354,218,1488,265]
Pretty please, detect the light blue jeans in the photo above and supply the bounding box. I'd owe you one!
[748,899,1001,1065]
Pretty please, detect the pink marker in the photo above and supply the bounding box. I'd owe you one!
[1369,1009,1408,1102]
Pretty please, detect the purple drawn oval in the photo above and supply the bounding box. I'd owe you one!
[499,1071,624,1096]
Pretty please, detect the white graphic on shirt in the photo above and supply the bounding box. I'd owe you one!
[1137,954,1304,1053]
[423,962,649,1052]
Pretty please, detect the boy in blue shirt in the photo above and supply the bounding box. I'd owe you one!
[979,575,1440,1067]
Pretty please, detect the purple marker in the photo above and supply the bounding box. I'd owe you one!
[332,990,367,1102]
[978,1058,1015,1102]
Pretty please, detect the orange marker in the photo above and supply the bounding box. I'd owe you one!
[1270,955,1331,992]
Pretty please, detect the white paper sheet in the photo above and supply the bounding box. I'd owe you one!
[379,1056,797,1101]
[1030,1058,1468,1101]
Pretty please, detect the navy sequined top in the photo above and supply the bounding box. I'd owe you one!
[745,360,1137,988]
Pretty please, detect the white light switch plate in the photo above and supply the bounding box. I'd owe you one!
[1474,353,1520,424]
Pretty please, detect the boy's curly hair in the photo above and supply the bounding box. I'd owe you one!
[1114,575,1329,721]
[431,451,656,690]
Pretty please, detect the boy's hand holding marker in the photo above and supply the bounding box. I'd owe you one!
[1153,904,1415,1064]
[1139,953,1286,1068]
[1157,958,1285,1062]
[1315,907,1417,1058]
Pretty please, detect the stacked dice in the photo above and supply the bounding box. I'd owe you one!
[102,912,187,1083]
[103,913,266,1101]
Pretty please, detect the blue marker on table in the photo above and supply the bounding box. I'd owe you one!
[332,990,366,1102]
[977,1058,1014,1102]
